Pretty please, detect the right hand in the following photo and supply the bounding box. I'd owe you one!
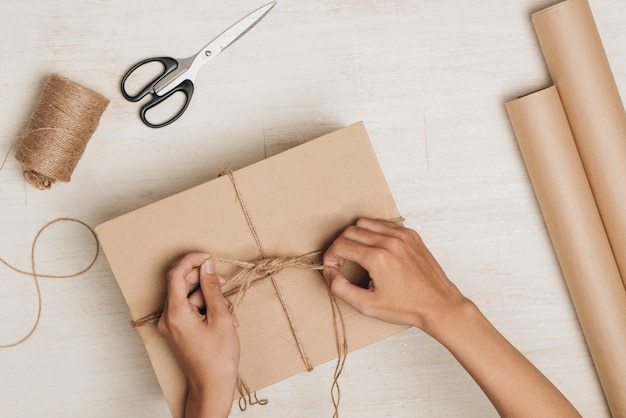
[324,218,582,418]
[322,217,467,334]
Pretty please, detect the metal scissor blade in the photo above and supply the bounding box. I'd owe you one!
[201,1,276,58]
[154,2,276,95]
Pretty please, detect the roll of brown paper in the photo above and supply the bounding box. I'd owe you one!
[506,86,626,418]
[532,0,626,288]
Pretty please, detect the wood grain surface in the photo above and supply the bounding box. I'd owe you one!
[1,0,622,416]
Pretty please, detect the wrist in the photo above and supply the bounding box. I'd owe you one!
[419,295,479,342]
[186,384,234,418]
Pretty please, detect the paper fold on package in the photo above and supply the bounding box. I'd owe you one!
[96,122,408,418]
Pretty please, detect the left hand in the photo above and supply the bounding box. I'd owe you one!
[158,252,240,418]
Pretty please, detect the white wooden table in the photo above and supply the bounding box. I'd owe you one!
[0,1,620,416]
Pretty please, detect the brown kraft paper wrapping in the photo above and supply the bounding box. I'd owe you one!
[96,122,408,418]
[506,86,626,417]
[532,0,626,287]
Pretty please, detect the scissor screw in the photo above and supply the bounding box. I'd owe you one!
[205,51,212,57]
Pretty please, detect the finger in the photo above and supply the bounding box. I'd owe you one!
[158,296,170,332]
[187,274,226,311]
[323,235,375,271]
[356,218,426,254]
[199,259,230,317]
[188,287,205,311]
[341,224,392,248]
[324,219,405,268]
[167,253,211,301]
[323,266,373,314]
[184,267,200,293]
[356,217,406,237]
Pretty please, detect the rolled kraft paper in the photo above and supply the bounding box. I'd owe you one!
[532,0,626,287]
[506,85,626,417]
[14,73,109,190]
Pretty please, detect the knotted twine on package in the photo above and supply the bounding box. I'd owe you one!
[96,122,408,418]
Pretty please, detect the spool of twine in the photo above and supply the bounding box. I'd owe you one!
[14,73,109,190]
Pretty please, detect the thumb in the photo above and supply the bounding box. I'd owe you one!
[199,259,229,316]
[323,267,372,315]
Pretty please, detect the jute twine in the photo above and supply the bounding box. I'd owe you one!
[132,169,355,416]
[0,218,99,348]
[131,166,405,416]
[14,73,109,190]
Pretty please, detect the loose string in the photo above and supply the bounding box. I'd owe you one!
[236,374,269,411]
[0,218,99,348]
[0,141,15,174]
[327,286,348,418]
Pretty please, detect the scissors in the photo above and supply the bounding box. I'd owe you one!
[121,2,276,128]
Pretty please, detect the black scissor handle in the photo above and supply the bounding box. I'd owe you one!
[139,79,195,128]
[121,56,194,128]
[120,56,179,101]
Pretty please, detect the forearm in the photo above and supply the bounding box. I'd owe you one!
[185,386,233,418]
[322,219,580,416]
[426,299,580,418]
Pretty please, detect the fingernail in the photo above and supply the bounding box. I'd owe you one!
[218,275,226,285]
[204,259,215,274]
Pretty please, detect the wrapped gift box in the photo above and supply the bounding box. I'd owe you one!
[96,122,408,417]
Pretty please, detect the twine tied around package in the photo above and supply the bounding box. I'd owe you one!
[132,169,350,417]
[12,73,109,190]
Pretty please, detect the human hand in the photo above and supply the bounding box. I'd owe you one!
[324,219,582,417]
[322,218,467,334]
[158,253,240,418]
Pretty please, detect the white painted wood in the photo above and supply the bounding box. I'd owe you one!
[0,0,619,416]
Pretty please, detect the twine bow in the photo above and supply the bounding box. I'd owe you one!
[132,169,348,417]
[219,254,324,308]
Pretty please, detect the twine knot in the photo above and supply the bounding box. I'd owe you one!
[249,257,312,279]
[219,254,324,302]
[126,170,405,416]
[254,257,302,276]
